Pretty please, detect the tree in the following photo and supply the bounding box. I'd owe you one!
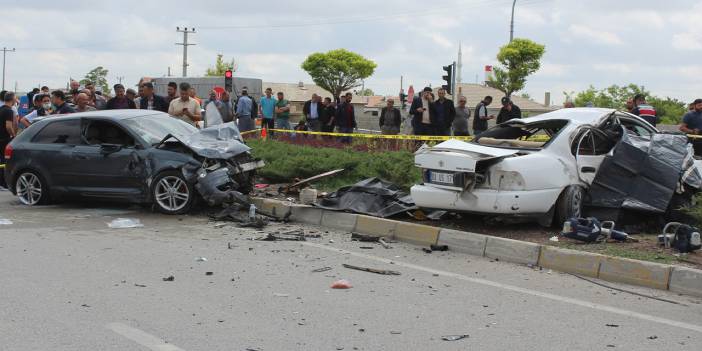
[358,88,374,96]
[301,49,377,100]
[488,38,545,98]
[80,66,110,95]
[205,54,236,76]
[572,84,688,124]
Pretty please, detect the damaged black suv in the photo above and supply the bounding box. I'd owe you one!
[3,110,264,214]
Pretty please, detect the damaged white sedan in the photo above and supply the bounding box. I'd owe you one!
[411,108,702,226]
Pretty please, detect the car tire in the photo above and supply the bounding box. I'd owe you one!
[14,170,50,206]
[151,170,195,215]
[555,185,585,225]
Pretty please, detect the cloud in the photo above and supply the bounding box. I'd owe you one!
[672,32,702,51]
[568,24,623,45]
[592,63,634,74]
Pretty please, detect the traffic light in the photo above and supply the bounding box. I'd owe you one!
[442,64,454,95]
[224,70,233,92]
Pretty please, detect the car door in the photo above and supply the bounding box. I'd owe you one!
[572,128,613,185]
[68,119,144,198]
[27,119,83,190]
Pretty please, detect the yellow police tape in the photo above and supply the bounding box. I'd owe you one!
[241,128,702,142]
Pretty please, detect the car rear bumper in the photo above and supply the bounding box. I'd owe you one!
[410,184,562,215]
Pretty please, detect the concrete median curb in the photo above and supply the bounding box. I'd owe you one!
[252,197,702,298]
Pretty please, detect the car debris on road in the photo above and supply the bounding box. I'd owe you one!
[342,263,401,275]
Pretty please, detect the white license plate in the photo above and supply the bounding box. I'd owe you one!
[430,171,454,185]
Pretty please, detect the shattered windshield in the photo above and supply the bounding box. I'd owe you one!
[122,115,198,145]
[474,119,569,149]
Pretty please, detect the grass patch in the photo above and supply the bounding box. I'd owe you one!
[247,139,421,191]
[555,242,678,265]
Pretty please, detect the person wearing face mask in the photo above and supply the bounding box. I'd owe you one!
[19,94,51,129]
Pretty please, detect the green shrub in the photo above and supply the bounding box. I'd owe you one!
[247,139,421,190]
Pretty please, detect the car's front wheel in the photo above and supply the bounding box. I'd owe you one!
[152,171,195,215]
[555,185,585,225]
[15,170,50,206]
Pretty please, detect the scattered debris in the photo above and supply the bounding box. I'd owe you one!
[299,188,318,205]
[426,210,449,220]
[254,184,269,189]
[549,236,560,242]
[0,219,13,225]
[390,331,402,335]
[273,293,289,297]
[441,334,469,341]
[228,242,234,249]
[342,263,401,276]
[648,336,658,340]
[196,257,208,262]
[430,244,448,251]
[605,324,619,328]
[205,272,213,276]
[351,233,380,242]
[316,178,417,218]
[378,238,392,249]
[312,267,332,273]
[281,169,345,193]
[358,246,375,250]
[81,304,90,308]
[134,283,147,287]
[569,273,687,306]
[422,248,432,254]
[107,218,143,229]
[330,279,353,289]
[660,222,701,253]
[562,218,633,243]
[237,218,268,229]
[259,230,306,241]
[162,275,175,282]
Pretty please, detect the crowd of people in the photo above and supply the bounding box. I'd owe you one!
[3,78,702,155]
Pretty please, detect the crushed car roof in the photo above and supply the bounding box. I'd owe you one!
[504,107,616,126]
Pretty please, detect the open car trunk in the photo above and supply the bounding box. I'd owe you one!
[415,140,519,190]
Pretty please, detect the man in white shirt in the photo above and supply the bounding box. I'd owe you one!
[168,82,202,126]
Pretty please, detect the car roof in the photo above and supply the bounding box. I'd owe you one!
[507,107,616,126]
[39,109,166,121]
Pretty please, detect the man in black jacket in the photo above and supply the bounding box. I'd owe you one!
[138,82,169,112]
[410,87,437,135]
[303,93,322,131]
[319,97,336,133]
[335,92,356,143]
[496,97,521,124]
[433,87,456,136]
[379,98,401,135]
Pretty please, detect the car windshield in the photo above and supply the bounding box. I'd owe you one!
[122,115,198,145]
[474,119,569,149]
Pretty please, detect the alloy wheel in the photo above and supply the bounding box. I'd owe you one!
[154,176,190,212]
[16,173,43,206]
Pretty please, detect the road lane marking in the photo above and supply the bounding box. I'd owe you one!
[107,323,185,351]
[302,242,702,334]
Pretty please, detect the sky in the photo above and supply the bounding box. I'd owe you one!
[2,0,701,105]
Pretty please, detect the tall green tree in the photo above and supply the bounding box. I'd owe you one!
[301,49,377,100]
[80,66,110,95]
[205,54,236,76]
[488,38,545,98]
[572,84,687,124]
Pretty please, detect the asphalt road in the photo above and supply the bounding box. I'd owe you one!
[1,191,701,351]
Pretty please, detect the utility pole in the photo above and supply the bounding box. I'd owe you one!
[457,42,463,85]
[167,66,171,77]
[2,47,16,90]
[510,0,517,42]
[117,76,124,84]
[175,27,196,77]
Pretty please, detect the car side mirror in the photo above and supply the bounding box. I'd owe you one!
[100,143,122,155]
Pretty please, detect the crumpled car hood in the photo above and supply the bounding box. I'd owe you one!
[160,122,251,159]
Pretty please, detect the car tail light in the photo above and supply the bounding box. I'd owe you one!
[4,144,12,160]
